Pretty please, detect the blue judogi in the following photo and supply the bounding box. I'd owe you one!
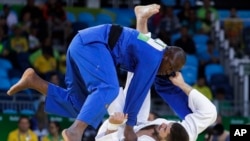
[45,24,166,128]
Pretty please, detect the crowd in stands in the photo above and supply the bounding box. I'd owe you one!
[1,0,250,140]
[7,114,64,141]
[0,0,70,90]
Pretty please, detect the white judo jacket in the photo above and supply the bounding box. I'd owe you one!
[96,87,217,141]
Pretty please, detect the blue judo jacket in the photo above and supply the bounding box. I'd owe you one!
[78,24,166,126]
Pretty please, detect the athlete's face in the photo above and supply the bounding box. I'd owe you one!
[154,122,173,141]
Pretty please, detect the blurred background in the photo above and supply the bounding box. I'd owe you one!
[0,0,249,141]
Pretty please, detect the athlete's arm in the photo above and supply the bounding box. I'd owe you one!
[170,72,217,141]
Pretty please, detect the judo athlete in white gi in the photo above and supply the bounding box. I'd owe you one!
[96,72,217,141]
[7,4,187,141]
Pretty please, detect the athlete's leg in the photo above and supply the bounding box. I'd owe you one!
[7,68,48,95]
[96,4,161,140]
[62,34,120,141]
[135,4,160,34]
[110,4,161,124]
[135,4,192,120]
[7,67,80,119]
[133,4,160,124]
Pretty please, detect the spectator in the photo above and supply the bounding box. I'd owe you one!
[30,101,49,141]
[20,11,32,35]
[198,39,220,77]
[82,126,98,141]
[177,0,193,23]
[229,7,238,18]
[213,88,232,115]
[9,24,31,71]
[148,4,166,37]
[46,71,66,87]
[208,123,230,141]
[0,4,18,30]
[30,15,49,42]
[33,46,57,79]
[204,114,229,141]
[41,0,67,45]
[47,71,60,85]
[42,121,64,141]
[156,6,181,45]
[214,88,226,101]
[200,10,213,35]
[0,27,9,58]
[197,0,218,21]
[193,77,213,100]
[199,39,219,64]
[174,26,196,54]
[9,24,29,53]
[19,0,43,23]
[0,22,12,73]
[8,116,38,141]
[28,26,41,53]
[0,15,9,36]
[182,9,203,35]
[207,40,219,63]
[224,8,243,54]
[41,0,66,22]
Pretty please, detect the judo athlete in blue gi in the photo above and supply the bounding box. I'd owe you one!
[7,4,186,141]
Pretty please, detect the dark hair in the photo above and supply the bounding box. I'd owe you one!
[167,46,186,69]
[213,123,224,135]
[49,121,61,131]
[18,116,30,124]
[167,123,189,141]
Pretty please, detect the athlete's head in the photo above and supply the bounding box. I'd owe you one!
[157,46,186,76]
[154,122,189,141]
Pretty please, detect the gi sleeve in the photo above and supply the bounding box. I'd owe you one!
[181,89,217,141]
[123,61,159,126]
[154,76,192,119]
[123,42,163,126]
[123,72,151,125]
[95,120,121,141]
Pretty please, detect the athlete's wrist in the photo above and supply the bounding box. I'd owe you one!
[107,122,121,131]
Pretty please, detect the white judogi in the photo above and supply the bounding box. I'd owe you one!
[97,88,217,141]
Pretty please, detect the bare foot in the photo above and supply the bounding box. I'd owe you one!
[7,68,37,96]
[62,129,82,141]
[134,4,160,20]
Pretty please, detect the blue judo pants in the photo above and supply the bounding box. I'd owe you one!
[45,34,119,128]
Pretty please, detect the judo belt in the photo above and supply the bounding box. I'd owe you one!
[108,24,123,50]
